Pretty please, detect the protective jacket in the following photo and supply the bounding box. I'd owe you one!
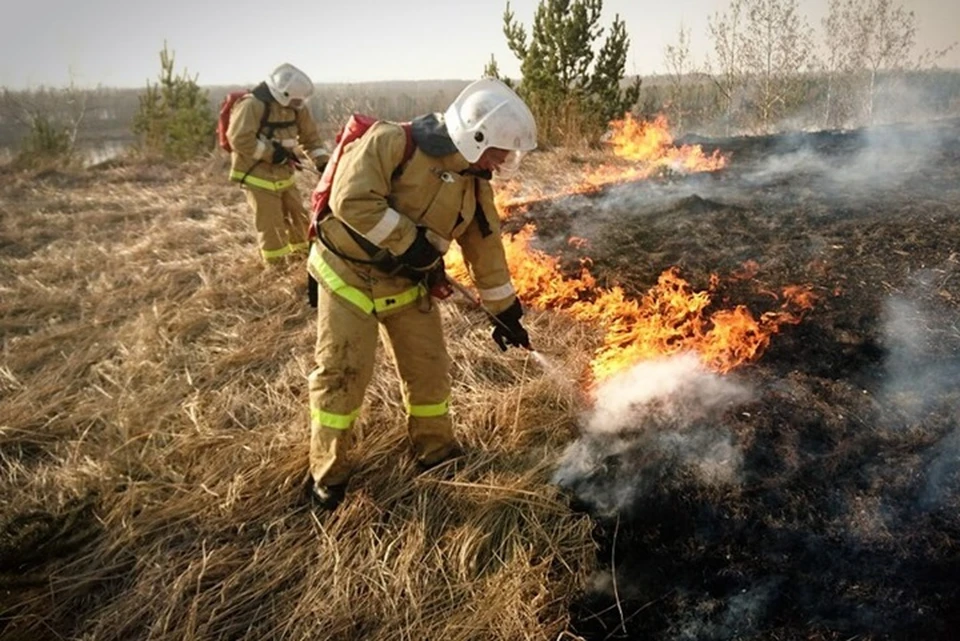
[308,114,517,318]
[226,84,329,192]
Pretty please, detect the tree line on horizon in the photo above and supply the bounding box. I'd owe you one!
[1,0,957,167]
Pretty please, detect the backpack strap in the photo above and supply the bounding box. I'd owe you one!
[475,198,493,239]
[250,83,297,140]
[260,116,299,139]
[312,121,418,256]
[256,98,272,138]
[392,123,416,178]
[346,122,417,259]
[235,97,293,186]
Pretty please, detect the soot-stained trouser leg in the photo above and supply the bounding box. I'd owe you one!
[381,299,457,467]
[307,281,379,487]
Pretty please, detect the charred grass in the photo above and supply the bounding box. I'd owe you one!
[517,121,960,640]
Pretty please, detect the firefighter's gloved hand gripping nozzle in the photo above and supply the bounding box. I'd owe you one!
[439,275,534,353]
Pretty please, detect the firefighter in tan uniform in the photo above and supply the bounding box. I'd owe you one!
[227,63,330,263]
[305,78,537,509]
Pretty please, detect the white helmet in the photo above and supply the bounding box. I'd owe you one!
[266,63,315,107]
[444,78,537,164]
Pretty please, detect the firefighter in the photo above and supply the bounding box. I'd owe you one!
[226,63,330,264]
[305,78,537,510]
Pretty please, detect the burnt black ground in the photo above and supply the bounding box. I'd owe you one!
[513,118,960,640]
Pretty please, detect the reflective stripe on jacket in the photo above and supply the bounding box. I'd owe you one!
[308,243,425,317]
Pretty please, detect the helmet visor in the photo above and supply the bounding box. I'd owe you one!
[492,150,526,180]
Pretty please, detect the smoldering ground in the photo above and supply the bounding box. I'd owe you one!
[878,291,960,510]
[531,119,960,640]
[558,325,960,639]
[506,117,960,289]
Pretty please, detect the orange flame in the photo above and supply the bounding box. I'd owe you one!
[493,114,728,213]
[458,115,807,383]
[583,114,727,188]
[448,226,815,383]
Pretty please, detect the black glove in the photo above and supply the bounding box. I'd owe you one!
[397,227,442,274]
[271,142,294,164]
[491,298,530,351]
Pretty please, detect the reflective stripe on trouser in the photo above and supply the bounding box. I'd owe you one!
[243,185,310,262]
[230,169,296,192]
[307,273,455,486]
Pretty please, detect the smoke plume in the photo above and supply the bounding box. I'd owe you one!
[552,354,751,516]
[879,292,960,508]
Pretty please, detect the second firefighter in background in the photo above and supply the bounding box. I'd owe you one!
[226,63,330,263]
[306,78,536,509]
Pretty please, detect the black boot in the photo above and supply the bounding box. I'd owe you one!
[416,444,465,472]
[305,479,346,511]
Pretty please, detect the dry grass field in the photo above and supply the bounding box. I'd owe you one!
[2,116,960,640]
[0,155,598,640]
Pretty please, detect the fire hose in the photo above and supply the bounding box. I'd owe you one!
[289,157,320,175]
[440,274,536,353]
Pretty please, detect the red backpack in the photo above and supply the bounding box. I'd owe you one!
[217,91,283,152]
[217,91,249,152]
[308,114,415,239]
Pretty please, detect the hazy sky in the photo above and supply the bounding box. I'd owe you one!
[1,0,957,89]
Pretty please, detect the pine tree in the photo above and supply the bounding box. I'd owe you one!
[133,43,215,160]
[483,54,502,80]
[501,0,640,145]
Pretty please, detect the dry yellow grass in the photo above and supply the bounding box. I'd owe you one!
[0,155,598,640]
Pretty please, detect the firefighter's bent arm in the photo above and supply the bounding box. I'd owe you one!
[226,97,272,162]
[456,182,517,316]
[330,123,417,258]
[295,108,330,167]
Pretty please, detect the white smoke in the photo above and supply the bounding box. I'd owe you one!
[879,294,960,507]
[923,420,960,508]
[676,580,781,641]
[529,118,950,261]
[880,294,959,418]
[552,354,752,515]
[740,128,941,194]
[585,354,750,434]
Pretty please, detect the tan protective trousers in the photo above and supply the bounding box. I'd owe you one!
[244,186,311,262]
[307,282,456,487]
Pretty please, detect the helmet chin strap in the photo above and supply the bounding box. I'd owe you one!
[460,167,493,180]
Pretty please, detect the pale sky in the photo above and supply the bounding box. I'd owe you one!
[1,0,957,89]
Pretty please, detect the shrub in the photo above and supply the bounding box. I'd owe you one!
[15,113,73,167]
